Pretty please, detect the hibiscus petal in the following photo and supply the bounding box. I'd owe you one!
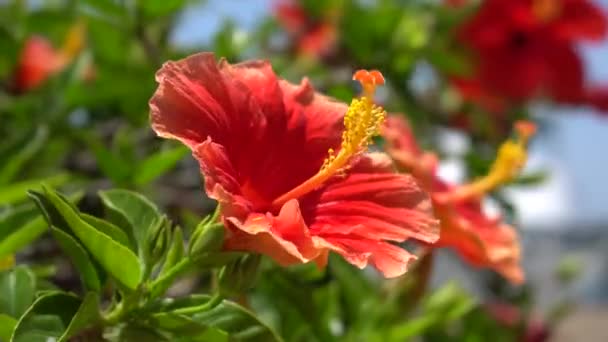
[193,139,253,219]
[435,201,524,284]
[558,0,608,41]
[224,199,321,265]
[321,237,417,278]
[301,153,440,244]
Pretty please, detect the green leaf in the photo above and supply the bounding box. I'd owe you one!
[186,295,282,342]
[151,295,278,341]
[42,187,142,290]
[149,313,211,334]
[0,217,46,260]
[99,189,161,256]
[10,292,81,342]
[160,227,184,276]
[140,0,187,17]
[148,312,229,342]
[134,146,188,186]
[0,126,48,185]
[388,315,437,340]
[0,174,69,206]
[514,170,549,186]
[50,227,101,292]
[84,135,132,184]
[117,324,171,342]
[81,213,132,250]
[0,314,17,341]
[58,292,100,342]
[0,205,39,242]
[0,266,36,318]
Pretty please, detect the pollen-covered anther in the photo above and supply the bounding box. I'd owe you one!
[437,121,537,204]
[271,70,388,208]
[353,69,385,96]
[322,70,387,171]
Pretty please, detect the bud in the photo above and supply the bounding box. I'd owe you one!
[188,220,225,258]
[218,254,261,297]
[145,216,170,266]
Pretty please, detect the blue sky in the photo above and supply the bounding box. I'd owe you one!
[172,0,608,231]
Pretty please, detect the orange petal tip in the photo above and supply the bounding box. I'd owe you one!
[514,120,537,138]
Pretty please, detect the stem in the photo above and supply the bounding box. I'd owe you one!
[102,302,126,326]
[148,257,194,299]
[170,293,223,316]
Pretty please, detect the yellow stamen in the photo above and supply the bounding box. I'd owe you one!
[532,0,562,23]
[271,70,387,209]
[440,120,537,203]
[60,20,86,60]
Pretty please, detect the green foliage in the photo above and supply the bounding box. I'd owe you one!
[0,266,36,319]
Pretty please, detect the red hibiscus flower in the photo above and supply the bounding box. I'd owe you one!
[149,54,439,277]
[13,21,88,92]
[457,0,607,103]
[383,115,536,284]
[274,0,338,58]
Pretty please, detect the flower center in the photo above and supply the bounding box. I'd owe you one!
[271,70,387,209]
[437,120,537,203]
[532,0,562,23]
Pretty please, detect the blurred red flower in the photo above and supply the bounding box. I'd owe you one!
[150,54,439,277]
[274,0,338,58]
[383,116,536,284]
[13,22,88,92]
[458,0,607,104]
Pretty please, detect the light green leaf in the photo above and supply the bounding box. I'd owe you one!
[134,146,188,186]
[99,189,161,256]
[0,174,69,206]
[0,266,36,318]
[0,126,48,185]
[168,295,282,342]
[0,217,46,260]
[0,313,17,340]
[10,292,81,342]
[43,187,142,290]
[50,227,101,292]
[159,227,184,277]
[0,205,39,242]
[81,213,132,250]
[388,315,437,340]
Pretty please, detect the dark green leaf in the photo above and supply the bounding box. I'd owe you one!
[0,126,48,185]
[50,227,101,292]
[59,292,100,342]
[140,0,187,17]
[191,295,282,342]
[10,292,81,342]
